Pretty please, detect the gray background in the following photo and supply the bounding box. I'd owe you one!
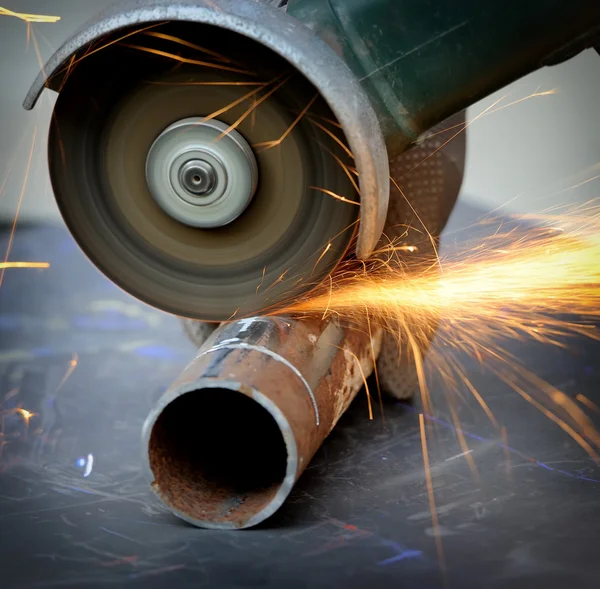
[1,1,599,222]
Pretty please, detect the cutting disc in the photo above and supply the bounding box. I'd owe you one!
[48,33,358,321]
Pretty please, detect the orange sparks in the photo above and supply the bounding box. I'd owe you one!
[0,261,49,269]
[256,266,267,295]
[121,44,252,76]
[13,408,36,426]
[285,203,600,332]
[308,117,355,159]
[0,127,38,288]
[280,199,600,457]
[316,141,361,194]
[419,414,447,580]
[0,7,60,22]
[253,93,319,152]
[310,186,360,206]
[576,394,600,416]
[312,242,332,274]
[199,83,272,126]
[55,353,79,393]
[335,346,373,420]
[215,76,290,141]
[140,31,237,64]
[421,89,558,142]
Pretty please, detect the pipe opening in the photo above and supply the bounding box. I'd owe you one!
[148,388,288,526]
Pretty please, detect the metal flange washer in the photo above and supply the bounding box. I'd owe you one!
[146,118,258,228]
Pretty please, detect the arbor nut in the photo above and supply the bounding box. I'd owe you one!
[180,160,217,196]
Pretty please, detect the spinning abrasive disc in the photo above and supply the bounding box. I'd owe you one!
[48,32,358,321]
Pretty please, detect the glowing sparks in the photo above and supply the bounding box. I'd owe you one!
[0,261,49,269]
[280,200,600,459]
[308,117,355,159]
[335,346,373,420]
[421,89,558,142]
[419,414,447,580]
[310,186,360,206]
[149,80,267,87]
[316,141,361,194]
[0,7,60,23]
[253,94,319,152]
[312,243,333,276]
[200,83,270,125]
[56,353,79,393]
[215,76,290,141]
[0,127,38,288]
[14,408,35,426]
[140,31,237,64]
[577,394,600,416]
[121,44,252,76]
[256,266,267,295]
[286,205,600,329]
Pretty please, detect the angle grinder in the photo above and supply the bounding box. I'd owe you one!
[25,0,600,321]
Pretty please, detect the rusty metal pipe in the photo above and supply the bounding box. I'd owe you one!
[142,316,381,529]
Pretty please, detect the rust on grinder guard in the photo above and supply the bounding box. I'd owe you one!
[142,316,382,529]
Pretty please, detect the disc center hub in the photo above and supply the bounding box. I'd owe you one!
[180,159,217,196]
[146,117,258,228]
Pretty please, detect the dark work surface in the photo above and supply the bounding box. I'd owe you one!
[0,203,599,589]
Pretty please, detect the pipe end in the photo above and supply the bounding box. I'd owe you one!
[145,385,298,529]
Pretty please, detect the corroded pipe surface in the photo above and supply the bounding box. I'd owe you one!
[142,316,381,529]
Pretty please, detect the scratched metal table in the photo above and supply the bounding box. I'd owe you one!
[1,203,599,589]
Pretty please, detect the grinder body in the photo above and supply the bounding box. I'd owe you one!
[288,0,600,156]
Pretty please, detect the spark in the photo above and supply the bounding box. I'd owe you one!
[215,76,291,141]
[0,127,38,288]
[577,394,600,416]
[256,266,267,295]
[421,89,558,142]
[0,128,29,199]
[29,25,49,96]
[280,199,600,459]
[419,414,447,581]
[404,94,508,183]
[52,23,168,83]
[199,83,271,126]
[308,117,354,159]
[446,398,480,484]
[389,175,441,268]
[310,186,360,206]
[14,408,35,426]
[249,94,259,131]
[364,307,385,422]
[148,80,267,86]
[312,242,332,274]
[445,449,473,462]
[0,262,49,269]
[56,353,79,392]
[308,112,343,129]
[263,268,290,294]
[122,44,252,76]
[336,347,373,420]
[0,7,60,22]
[316,141,361,194]
[253,93,319,152]
[140,31,237,64]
